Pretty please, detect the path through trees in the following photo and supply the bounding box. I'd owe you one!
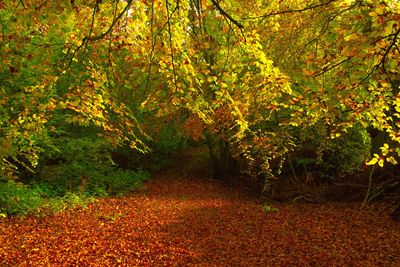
[1,149,399,266]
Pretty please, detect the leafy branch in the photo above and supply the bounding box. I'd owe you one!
[166,0,180,92]
[243,0,337,20]
[65,0,133,69]
[314,56,353,77]
[356,29,400,87]
[84,0,133,42]
[210,0,244,29]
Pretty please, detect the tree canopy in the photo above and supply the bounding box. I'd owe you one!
[1,0,400,182]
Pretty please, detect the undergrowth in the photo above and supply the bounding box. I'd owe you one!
[0,181,95,218]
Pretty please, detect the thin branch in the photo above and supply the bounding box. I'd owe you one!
[286,152,302,192]
[210,0,244,29]
[356,29,400,87]
[107,0,119,66]
[314,56,353,77]
[143,0,156,97]
[221,18,232,73]
[64,2,98,69]
[84,0,133,42]
[361,165,375,208]
[144,1,179,98]
[335,183,367,188]
[82,0,99,52]
[61,0,132,73]
[166,0,179,92]
[376,29,400,72]
[243,0,337,20]
[19,0,26,9]
[395,43,400,55]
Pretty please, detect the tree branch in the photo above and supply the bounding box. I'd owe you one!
[166,0,179,92]
[210,0,244,29]
[243,0,338,20]
[314,56,353,77]
[84,0,133,42]
[376,29,400,72]
[356,29,400,87]
[61,0,132,73]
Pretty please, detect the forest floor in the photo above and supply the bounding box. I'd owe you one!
[1,147,400,266]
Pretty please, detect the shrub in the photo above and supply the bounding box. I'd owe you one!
[316,124,371,180]
[100,170,149,196]
[44,192,95,213]
[38,137,149,196]
[0,134,151,218]
[155,123,187,152]
[243,123,372,194]
[0,181,96,217]
[40,160,149,197]
[0,181,44,216]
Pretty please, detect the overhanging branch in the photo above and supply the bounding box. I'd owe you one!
[62,0,132,72]
[84,0,133,42]
[210,0,244,29]
[243,0,338,20]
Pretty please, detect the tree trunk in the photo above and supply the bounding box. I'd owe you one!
[205,132,232,180]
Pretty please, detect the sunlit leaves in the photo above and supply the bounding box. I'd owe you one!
[2,0,400,178]
[366,143,399,167]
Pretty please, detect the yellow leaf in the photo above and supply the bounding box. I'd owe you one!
[381,143,389,156]
[375,7,384,15]
[378,159,384,167]
[384,143,389,149]
[387,157,398,165]
[366,158,378,165]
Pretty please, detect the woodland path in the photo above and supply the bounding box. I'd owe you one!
[1,147,400,266]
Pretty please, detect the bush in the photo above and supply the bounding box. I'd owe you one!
[100,170,149,196]
[38,137,149,196]
[40,161,149,197]
[316,124,371,180]
[288,123,372,186]
[154,123,187,152]
[0,134,151,218]
[0,181,43,216]
[43,192,95,214]
[0,181,94,217]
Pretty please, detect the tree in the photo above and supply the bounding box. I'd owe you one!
[1,0,400,190]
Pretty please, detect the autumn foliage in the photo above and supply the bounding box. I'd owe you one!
[1,151,400,266]
[1,0,400,264]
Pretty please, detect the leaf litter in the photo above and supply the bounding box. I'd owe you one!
[1,153,399,266]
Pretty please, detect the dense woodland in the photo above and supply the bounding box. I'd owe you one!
[2,0,400,212]
[0,0,400,264]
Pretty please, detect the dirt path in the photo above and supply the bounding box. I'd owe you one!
[1,148,400,266]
